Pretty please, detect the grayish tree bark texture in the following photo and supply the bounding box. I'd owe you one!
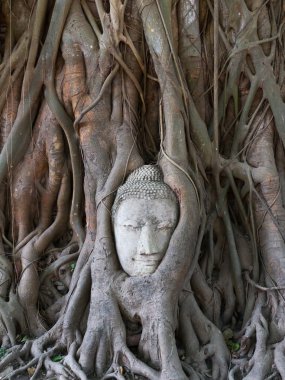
[0,0,285,379]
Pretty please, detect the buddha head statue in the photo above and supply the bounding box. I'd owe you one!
[112,165,179,276]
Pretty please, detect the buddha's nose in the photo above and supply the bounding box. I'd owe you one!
[137,225,159,255]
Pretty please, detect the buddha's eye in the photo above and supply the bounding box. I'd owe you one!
[123,224,141,231]
[157,223,173,230]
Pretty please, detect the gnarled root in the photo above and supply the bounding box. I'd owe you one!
[0,291,27,347]
[78,300,160,379]
[179,291,230,380]
[233,292,285,379]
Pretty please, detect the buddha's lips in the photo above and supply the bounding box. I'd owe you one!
[134,258,162,263]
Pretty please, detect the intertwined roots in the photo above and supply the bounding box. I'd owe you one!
[1,0,285,379]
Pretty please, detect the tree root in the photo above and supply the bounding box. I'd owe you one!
[0,341,32,372]
[274,336,285,379]
[230,291,285,379]
[179,292,230,380]
[2,2,285,380]
[3,347,56,380]
[243,318,273,380]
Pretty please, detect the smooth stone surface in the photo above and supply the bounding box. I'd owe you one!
[113,197,178,276]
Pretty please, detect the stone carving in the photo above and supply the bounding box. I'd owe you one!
[112,165,178,276]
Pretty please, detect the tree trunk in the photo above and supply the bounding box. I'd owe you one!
[0,1,285,379]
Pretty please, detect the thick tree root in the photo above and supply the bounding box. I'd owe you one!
[1,2,285,380]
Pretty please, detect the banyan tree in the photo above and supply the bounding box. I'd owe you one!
[0,0,285,379]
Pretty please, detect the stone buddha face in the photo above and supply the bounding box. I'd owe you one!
[112,166,178,277]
